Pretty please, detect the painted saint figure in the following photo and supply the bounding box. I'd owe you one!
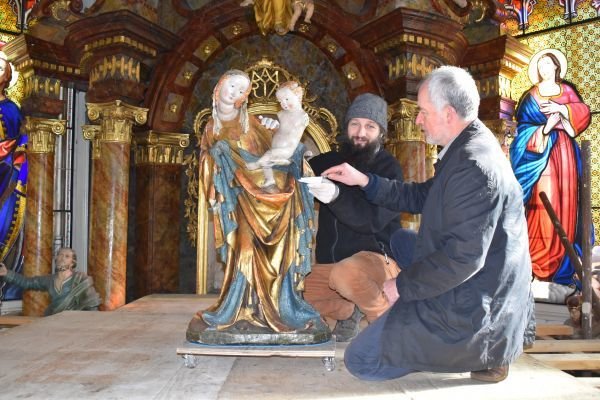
[246,81,309,191]
[186,70,329,344]
[0,248,101,316]
[0,54,27,301]
[510,48,591,285]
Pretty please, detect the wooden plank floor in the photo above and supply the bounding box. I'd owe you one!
[0,294,598,399]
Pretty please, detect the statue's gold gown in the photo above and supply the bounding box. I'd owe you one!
[196,115,319,334]
[253,0,293,35]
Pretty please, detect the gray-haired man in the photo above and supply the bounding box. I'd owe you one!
[323,66,535,382]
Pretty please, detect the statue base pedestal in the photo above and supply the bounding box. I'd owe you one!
[177,336,337,371]
[186,316,332,345]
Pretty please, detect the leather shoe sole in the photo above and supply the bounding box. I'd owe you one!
[470,365,509,383]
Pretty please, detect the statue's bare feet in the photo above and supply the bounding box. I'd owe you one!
[240,0,253,6]
[304,17,312,24]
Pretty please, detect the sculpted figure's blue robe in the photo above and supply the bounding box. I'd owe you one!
[0,98,26,300]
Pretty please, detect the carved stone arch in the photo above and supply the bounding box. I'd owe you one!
[144,0,381,133]
[184,58,339,294]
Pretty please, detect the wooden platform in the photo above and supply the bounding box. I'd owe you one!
[0,294,599,399]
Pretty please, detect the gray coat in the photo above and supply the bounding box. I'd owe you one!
[367,120,535,372]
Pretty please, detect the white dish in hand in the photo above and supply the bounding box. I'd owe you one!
[298,176,323,184]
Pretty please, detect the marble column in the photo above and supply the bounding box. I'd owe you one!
[22,117,66,316]
[133,131,189,299]
[388,99,433,231]
[83,101,148,311]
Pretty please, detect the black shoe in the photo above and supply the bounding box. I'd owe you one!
[332,306,363,342]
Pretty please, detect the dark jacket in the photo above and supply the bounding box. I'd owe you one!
[315,148,403,263]
[366,120,535,372]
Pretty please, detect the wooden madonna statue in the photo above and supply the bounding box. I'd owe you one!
[185,69,331,345]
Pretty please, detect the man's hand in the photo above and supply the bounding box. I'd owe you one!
[258,116,280,130]
[322,163,370,188]
[383,278,399,306]
[0,263,8,276]
[307,177,339,203]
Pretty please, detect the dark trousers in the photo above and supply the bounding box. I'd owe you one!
[344,309,415,380]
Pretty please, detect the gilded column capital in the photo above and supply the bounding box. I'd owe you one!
[86,100,148,138]
[389,98,423,142]
[133,131,190,165]
[82,124,102,159]
[24,117,67,154]
[483,118,516,148]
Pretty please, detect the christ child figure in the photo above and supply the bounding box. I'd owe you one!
[289,0,315,31]
[247,81,309,189]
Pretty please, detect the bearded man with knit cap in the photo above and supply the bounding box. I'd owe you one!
[302,93,404,342]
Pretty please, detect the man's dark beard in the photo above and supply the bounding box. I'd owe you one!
[338,136,381,168]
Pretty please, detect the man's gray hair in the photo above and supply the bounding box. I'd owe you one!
[421,66,480,122]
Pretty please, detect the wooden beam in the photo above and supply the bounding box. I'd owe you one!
[531,353,600,370]
[0,316,39,327]
[526,339,600,353]
[536,324,574,336]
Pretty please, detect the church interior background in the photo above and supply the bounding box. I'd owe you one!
[0,0,598,315]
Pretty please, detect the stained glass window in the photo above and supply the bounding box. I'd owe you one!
[504,0,600,241]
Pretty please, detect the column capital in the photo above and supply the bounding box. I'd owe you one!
[133,130,190,165]
[83,100,148,159]
[483,118,516,157]
[389,98,423,142]
[24,117,67,153]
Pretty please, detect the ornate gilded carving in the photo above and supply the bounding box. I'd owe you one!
[49,0,78,22]
[388,53,438,81]
[319,35,345,59]
[162,93,185,123]
[221,22,251,40]
[83,35,157,57]
[22,75,62,100]
[193,36,221,62]
[483,118,517,147]
[298,23,310,33]
[231,23,243,36]
[342,61,365,89]
[84,100,148,159]
[82,124,102,159]
[175,62,198,87]
[89,56,140,88]
[375,33,445,55]
[389,99,422,142]
[473,75,499,99]
[133,131,190,165]
[24,117,66,154]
